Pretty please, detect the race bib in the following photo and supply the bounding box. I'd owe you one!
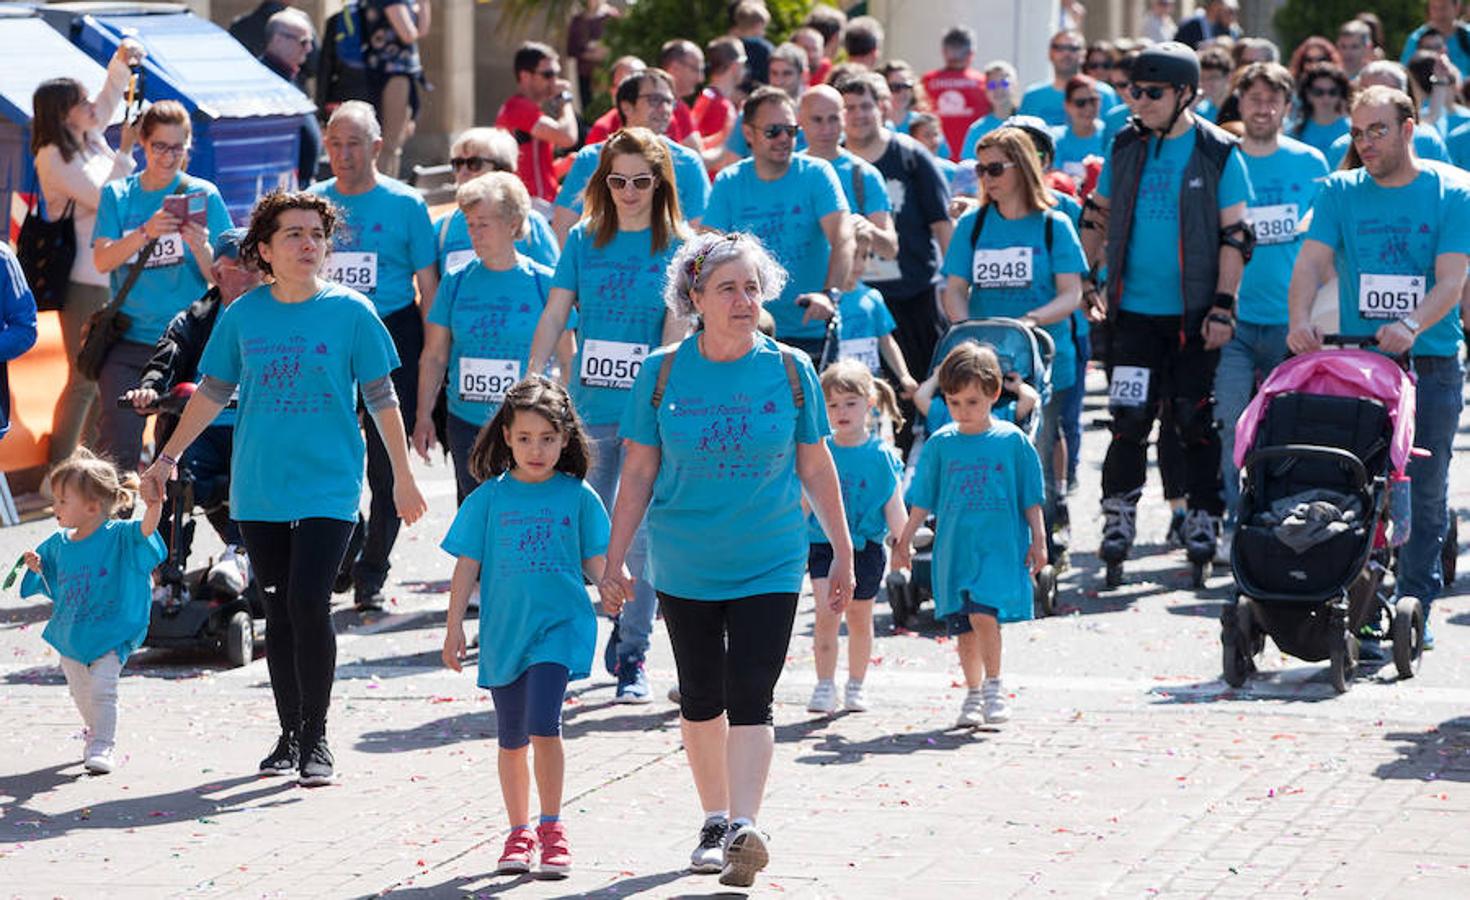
[459,358,520,404]
[1108,365,1150,408]
[580,339,647,389]
[324,251,378,291]
[839,337,881,372]
[972,247,1033,289]
[1250,203,1299,246]
[144,233,186,269]
[863,251,902,283]
[444,249,475,272]
[1358,273,1424,320]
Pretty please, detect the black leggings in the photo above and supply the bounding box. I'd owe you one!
[240,518,356,738]
[658,592,798,727]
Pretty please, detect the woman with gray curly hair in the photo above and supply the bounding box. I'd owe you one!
[599,232,853,887]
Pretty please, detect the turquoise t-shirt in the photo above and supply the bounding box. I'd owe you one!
[1239,137,1329,326]
[940,206,1087,392]
[434,207,559,275]
[1019,80,1121,128]
[1293,117,1349,159]
[704,155,849,340]
[441,472,609,688]
[906,421,1044,623]
[22,520,166,665]
[925,395,1016,434]
[427,255,553,427]
[1325,124,1449,169]
[1097,129,1253,316]
[310,177,438,317]
[619,334,830,599]
[1402,22,1470,77]
[551,223,683,427]
[94,172,233,345]
[1306,165,1470,358]
[724,110,809,158]
[198,283,400,522]
[1449,120,1470,170]
[1052,121,1106,181]
[836,286,897,374]
[553,134,710,222]
[1101,103,1133,152]
[820,150,891,217]
[959,114,1006,160]
[806,434,901,547]
[1051,189,1091,341]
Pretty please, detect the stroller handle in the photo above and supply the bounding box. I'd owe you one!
[1320,334,1379,348]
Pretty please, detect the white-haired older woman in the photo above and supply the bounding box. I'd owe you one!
[600,232,853,888]
[434,126,560,276]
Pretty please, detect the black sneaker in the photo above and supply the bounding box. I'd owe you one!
[298,735,335,786]
[354,588,385,612]
[258,732,298,776]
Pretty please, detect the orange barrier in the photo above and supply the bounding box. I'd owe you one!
[2,310,65,472]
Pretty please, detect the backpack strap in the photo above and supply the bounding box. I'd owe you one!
[1457,25,1470,63]
[1044,209,1055,253]
[650,348,678,409]
[969,202,990,252]
[851,164,866,216]
[650,342,805,412]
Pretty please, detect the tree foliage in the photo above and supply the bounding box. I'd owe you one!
[1272,0,1425,61]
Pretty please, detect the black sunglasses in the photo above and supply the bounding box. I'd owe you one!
[1084,60,1114,71]
[1070,96,1100,107]
[1129,84,1169,101]
[974,161,1017,178]
[761,123,801,140]
[450,156,497,172]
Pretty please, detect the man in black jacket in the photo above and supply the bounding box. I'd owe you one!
[124,229,260,594]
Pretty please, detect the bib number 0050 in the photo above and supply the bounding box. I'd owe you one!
[580,339,647,389]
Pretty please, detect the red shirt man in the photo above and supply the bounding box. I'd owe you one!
[494,41,577,203]
[921,26,990,161]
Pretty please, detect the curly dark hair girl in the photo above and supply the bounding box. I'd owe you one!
[240,190,341,277]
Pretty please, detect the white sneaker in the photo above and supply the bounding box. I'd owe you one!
[806,680,837,714]
[207,546,250,597]
[983,680,1011,724]
[84,747,115,775]
[843,680,869,712]
[689,816,728,874]
[956,690,985,727]
[719,823,770,887]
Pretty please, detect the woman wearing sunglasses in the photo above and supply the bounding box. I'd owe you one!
[960,61,1019,161]
[879,60,951,159]
[433,127,560,278]
[1290,64,1351,157]
[940,127,1085,558]
[527,127,688,704]
[1054,75,1107,182]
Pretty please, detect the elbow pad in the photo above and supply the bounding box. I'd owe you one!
[1221,220,1256,264]
[1080,195,1106,232]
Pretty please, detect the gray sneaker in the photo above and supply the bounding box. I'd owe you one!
[689,816,728,874]
[719,824,770,887]
[956,689,985,728]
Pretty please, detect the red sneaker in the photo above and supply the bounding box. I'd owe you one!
[497,828,536,874]
[536,821,571,877]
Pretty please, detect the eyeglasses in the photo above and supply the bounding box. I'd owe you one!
[985,78,1012,91]
[1349,121,1394,144]
[1084,60,1114,71]
[1308,87,1341,99]
[606,173,657,191]
[974,161,1018,178]
[1129,84,1170,101]
[149,141,188,158]
[1051,43,1084,52]
[637,93,676,107]
[534,68,559,80]
[450,156,496,173]
[888,81,914,91]
[1070,96,1100,107]
[761,123,801,140]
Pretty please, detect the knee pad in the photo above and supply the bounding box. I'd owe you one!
[1171,396,1218,445]
[1108,403,1153,445]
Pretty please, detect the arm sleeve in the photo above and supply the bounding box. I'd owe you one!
[37,146,107,216]
[94,183,124,243]
[426,268,456,327]
[19,535,62,600]
[862,164,891,213]
[362,374,399,411]
[675,148,711,220]
[703,174,735,232]
[499,96,541,132]
[440,486,490,560]
[872,290,897,335]
[124,520,168,571]
[523,212,561,268]
[553,149,596,214]
[940,211,976,280]
[811,158,850,217]
[1304,178,1343,250]
[1219,148,1254,208]
[579,482,611,558]
[913,145,952,225]
[205,186,233,238]
[1016,431,1045,510]
[1436,182,1470,256]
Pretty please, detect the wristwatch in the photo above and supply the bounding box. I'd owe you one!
[1400,315,1421,334]
[826,286,842,304]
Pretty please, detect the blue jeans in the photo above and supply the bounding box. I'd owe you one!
[586,423,655,661]
[1398,355,1464,613]
[446,413,483,506]
[1214,321,1289,527]
[1060,331,1091,485]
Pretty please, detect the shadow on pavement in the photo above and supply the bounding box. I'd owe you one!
[1373,716,1470,782]
[0,600,51,629]
[0,769,297,842]
[355,711,496,753]
[785,725,988,765]
[371,868,707,899]
[1165,600,1229,618]
[1145,669,1348,705]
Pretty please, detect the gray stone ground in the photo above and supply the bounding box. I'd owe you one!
[2,370,1469,899]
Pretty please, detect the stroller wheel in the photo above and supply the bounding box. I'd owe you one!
[1190,559,1212,590]
[1104,560,1124,590]
[1328,624,1356,694]
[1034,565,1058,618]
[885,571,911,631]
[1220,599,1256,688]
[224,611,254,669]
[1391,596,1424,680]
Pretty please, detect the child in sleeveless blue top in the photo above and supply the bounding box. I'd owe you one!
[441,376,610,879]
[22,450,165,775]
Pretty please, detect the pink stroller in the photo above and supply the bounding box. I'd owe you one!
[1222,336,1423,693]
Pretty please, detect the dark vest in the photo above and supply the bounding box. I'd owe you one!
[1105,115,1238,331]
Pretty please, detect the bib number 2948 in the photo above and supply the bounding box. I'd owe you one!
[1108,365,1150,408]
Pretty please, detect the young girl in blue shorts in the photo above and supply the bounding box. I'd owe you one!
[893,343,1047,728]
[806,359,908,715]
[22,449,165,775]
[440,376,611,879]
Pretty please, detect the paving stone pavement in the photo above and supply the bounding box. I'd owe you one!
[2,371,1469,899]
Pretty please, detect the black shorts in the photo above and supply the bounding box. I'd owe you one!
[808,540,886,600]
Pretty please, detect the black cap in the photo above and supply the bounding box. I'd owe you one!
[1131,42,1200,90]
[1000,114,1056,159]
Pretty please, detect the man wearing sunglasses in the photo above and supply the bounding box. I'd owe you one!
[434,127,561,278]
[1287,86,1470,651]
[705,86,853,359]
[920,26,990,163]
[495,41,578,206]
[259,9,322,187]
[551,69,710,243]
[708,42,810,174]
[1020,30,1122,129]
[1080,42,1254,586]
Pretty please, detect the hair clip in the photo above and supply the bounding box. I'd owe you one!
[686,233,741,281]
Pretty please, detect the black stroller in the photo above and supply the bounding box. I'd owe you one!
[1221,337,1423,693]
